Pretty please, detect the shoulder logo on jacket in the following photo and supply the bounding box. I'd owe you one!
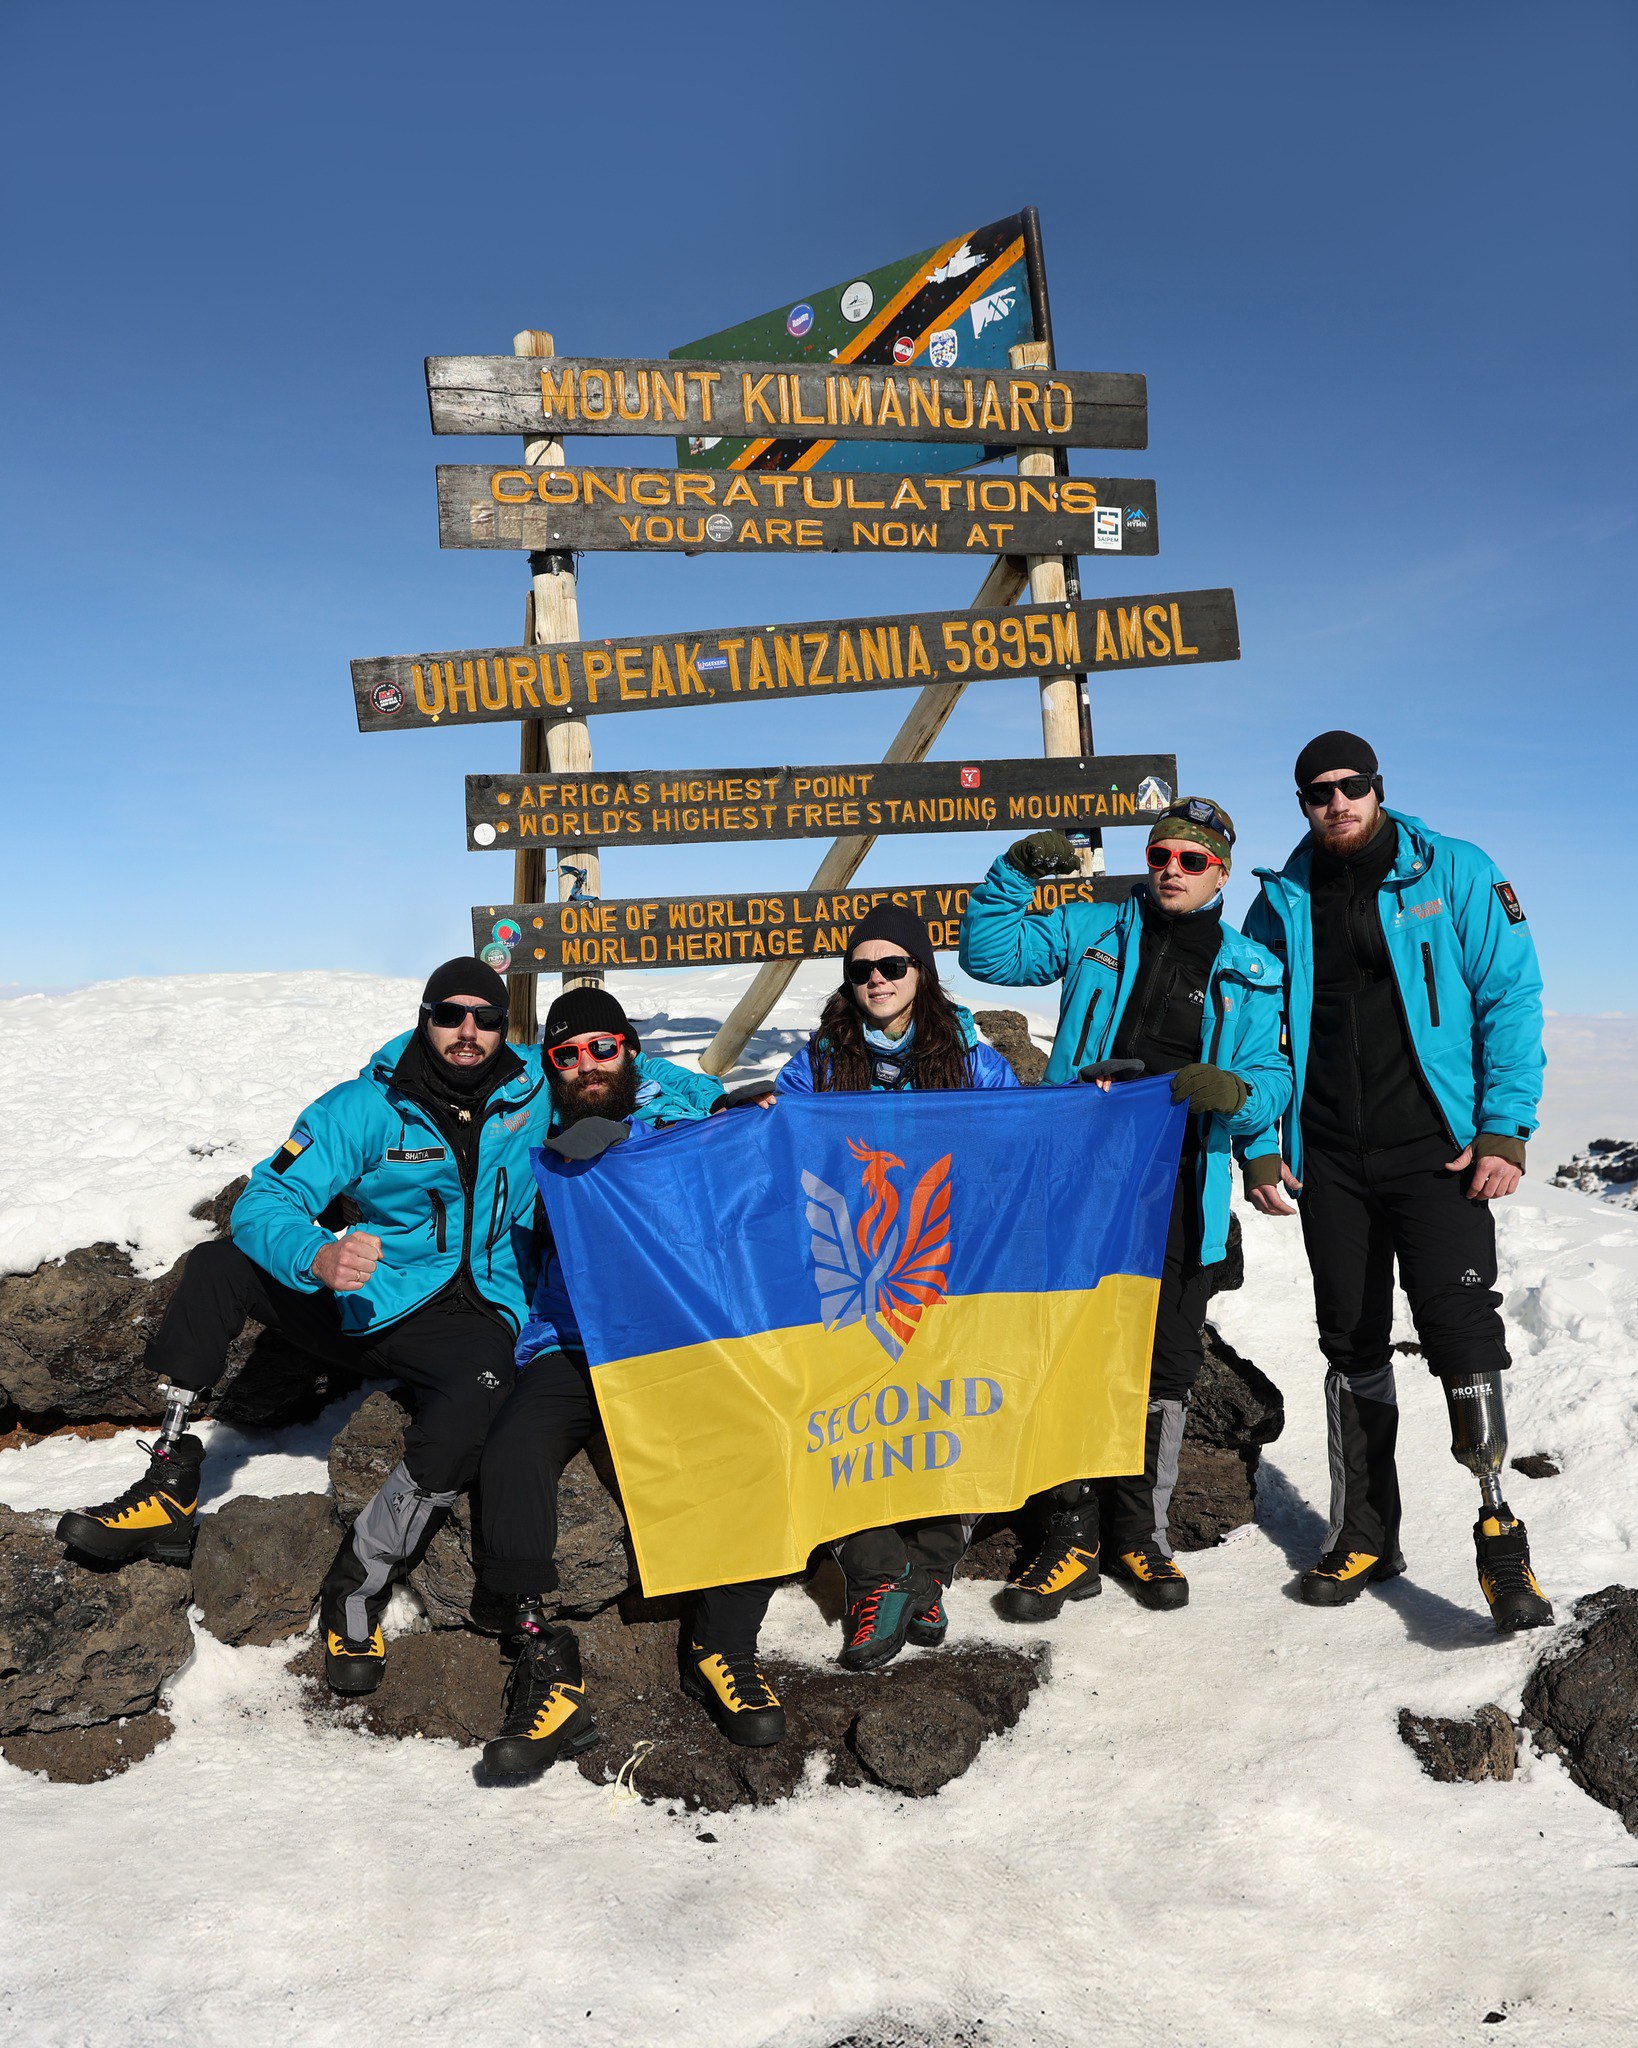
[1494,882,1526,925]
[271,1127,313,1176]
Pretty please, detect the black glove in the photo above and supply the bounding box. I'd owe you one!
[1007,830,1081,881]
[1079,1058,1147,1085]
[710,1083,777,1113]
[544,1116,630,1161]
[1169,1063,1249,1116]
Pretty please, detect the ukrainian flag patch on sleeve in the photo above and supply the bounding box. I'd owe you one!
[271,1126,314,1176]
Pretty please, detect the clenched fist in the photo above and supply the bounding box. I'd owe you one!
[1007,830,1081,881]
[311,1231,381,1293]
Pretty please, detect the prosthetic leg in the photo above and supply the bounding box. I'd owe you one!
[1443,1371,1554,1633]
[57,1383,208,1567]
[481,1597,599,1784]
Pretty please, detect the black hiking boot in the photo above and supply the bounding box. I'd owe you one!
[1000,1510,1101,1622]
[906,1573,949,1648]
[681,1643,787,1747]
[1109,1539,1190,1611]
[481,1620,598,1784]
[1475,1507,1554,1633]
[319,1587,388,1696]
[56,1434,205,1567]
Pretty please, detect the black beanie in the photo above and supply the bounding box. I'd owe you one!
[421,956,509,1010]
[843,902,938,978]
[540,984,639,1052]
[1294,731,1379,790]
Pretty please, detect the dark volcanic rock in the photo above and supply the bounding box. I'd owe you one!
[1511,1453,1561,1480]
[290,1606,1044,1810]
[1193,1325,1285,1454]
[0,1179,361,1430]
[326,1390,630,1626]
[973,1010,1048,1086]
[1,1710,174,1782]
[192,1492,340,1646]
[1399,1704,1517,1783]
[0,1504,191,1737]
[1521,1585,1638,1835]
[1550,1138,1638,1209]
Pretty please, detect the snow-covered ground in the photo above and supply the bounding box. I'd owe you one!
[2,972,1636,2047]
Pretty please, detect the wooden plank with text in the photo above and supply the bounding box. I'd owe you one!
[472,875,1144,976]
[466,753,1177,852]
[426,356,1148,450]
[436,464,1159,557]
[351,589,1233,731]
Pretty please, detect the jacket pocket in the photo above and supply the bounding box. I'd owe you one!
[1421,942,1441,1027]
[1070,989,1103,1069]
[428,1190,448,1253]
[485,1171,509,1276]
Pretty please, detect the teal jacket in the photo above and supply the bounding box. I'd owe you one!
[1241,809,1545,1178]
[959,854,1289,1263]
[774,1003,1018,1093]
[231,1033,721,1337]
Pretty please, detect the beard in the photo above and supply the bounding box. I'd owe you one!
[551,1055,640,1126]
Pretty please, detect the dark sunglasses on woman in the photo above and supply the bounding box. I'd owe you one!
[844,954,915,985]
[422,1000,508,1030]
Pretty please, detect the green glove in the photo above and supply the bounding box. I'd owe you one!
[1007,830,1080,880]
[1170,1063,1249,1116]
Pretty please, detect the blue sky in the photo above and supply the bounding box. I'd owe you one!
[4,0,1633,1009]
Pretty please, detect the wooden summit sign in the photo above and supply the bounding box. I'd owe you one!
[352,590,1237,732]
[426,357,1147,450]
[466,753,1177,853]
[473,875,1144,976]
[437,464,1159,557]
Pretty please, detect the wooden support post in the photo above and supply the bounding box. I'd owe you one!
[1013,339,1098,880]
[507,329,597,1046]
[699,549,1028,1077]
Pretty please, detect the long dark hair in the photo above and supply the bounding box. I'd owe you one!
[808,970,973,1093]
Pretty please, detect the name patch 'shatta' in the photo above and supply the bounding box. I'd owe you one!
[535,1083,1184,1595]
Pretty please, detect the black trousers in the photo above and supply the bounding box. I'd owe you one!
[148,1237,517,1494]
[835,1517,972,1590]
[477,1348,779,1655]
[1298,1134,1510,1557]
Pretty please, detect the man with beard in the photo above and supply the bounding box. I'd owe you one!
[473,987,787,1783]
[57,959,560,1695]
[1242,733,1553,1631]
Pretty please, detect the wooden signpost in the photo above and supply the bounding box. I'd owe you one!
[437,463,1159,558]
[351,591,1237,733]
[472,875,1144,977]
[347,207,1244,1061]
[427,356,1147,449]
[465,754,1177,853]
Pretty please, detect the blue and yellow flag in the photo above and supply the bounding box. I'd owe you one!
[536,1081,1184,1595]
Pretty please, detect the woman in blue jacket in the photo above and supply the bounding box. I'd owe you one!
[960,800,1289,1620]
[776,902,1017,1671]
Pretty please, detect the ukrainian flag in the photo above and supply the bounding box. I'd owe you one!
[536,1080,1184,1594]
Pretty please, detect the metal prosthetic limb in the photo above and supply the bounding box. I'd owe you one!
[154,1382,202,1455]
[1443,1370,1509,1515]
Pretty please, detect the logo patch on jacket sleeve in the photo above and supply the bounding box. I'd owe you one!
[1494,882,1526,925]
[271,1127,314,1176]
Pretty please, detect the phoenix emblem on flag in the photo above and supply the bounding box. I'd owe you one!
[800,1141,953,1360]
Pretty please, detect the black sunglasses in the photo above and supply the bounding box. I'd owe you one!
[845,954,916,985]
[1300,774,1376,807]
[422,999,508,1031]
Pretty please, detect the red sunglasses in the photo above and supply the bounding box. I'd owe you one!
[1146,844,1222,875]
[544,1033,627,1072]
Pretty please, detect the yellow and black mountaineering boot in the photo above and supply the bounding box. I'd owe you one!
[319,1588,387,1697]
[1299,1546,1401,1606]
[1110,1538,1190,1612]
[56,1434,204,1567]
[1000,1504,1101,1623]
[682,1643,787,1747]
[1475,1506,1554,1634]
[482,1613,598,1784]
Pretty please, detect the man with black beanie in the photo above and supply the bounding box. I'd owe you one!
[57,957,562,1696]
[1242,735,1553,1632]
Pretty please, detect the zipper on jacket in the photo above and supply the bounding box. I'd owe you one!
[485,1169,508,1276]
[428,1190,447,1253]
[1071,988,1103,1069]
[1420,942,1441,1027]
[1380,887,1457,1147]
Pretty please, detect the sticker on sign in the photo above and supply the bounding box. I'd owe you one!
[1093,507,1124,551]
[840,280,873,322]
[892,336,916,365]
[929,328,958,368]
